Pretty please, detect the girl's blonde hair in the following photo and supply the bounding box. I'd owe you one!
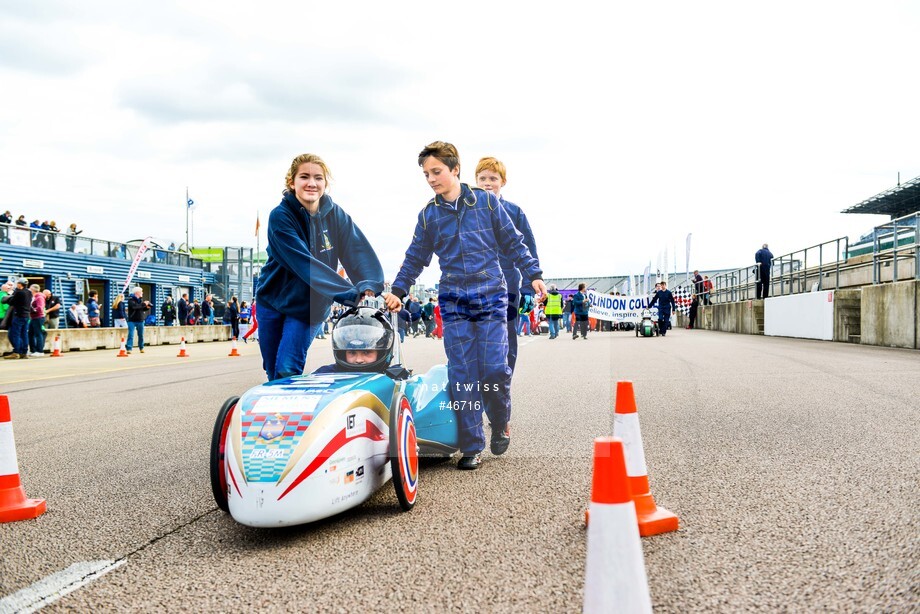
[112,293,123,309]
[283,154,331,194]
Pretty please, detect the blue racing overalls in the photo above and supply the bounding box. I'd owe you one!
[392,184,541,453]
[498,197,540,374]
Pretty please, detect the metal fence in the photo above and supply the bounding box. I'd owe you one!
[708,237,849,304]
[0,223,204,269]
[871,212,919,284]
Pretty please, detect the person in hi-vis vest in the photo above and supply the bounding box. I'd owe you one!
[541,284,564,339]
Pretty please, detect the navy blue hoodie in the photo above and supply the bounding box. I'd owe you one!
[257,192,384,324]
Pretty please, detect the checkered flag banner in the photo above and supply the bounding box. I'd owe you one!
[673,286,693,315]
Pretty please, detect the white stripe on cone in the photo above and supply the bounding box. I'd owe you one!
[583,502,653,614]
[0,422,18,476]
[613,413,648,478]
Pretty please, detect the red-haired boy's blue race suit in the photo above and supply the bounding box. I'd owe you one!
[391,184,541,454]
[497,196,540,374]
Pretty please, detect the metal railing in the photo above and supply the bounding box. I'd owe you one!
[871,212,919,284]
[0,223,204,269]
[708,237,849,303]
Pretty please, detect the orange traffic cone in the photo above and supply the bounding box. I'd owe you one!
[583,437,653,613]
[116,337,129,358]
[0,395,47,523]
[176,337,189,358]
[228,337,241,357]
[613,381,679,536]
[50,335,62,357]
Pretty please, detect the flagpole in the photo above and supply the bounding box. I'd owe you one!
[673,241,677,287]
[252,211,261,299]
[185,187,189,251]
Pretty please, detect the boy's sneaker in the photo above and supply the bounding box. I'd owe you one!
[457,453,482,470]
[3,353,20,360]
[490,424,510,455]
[139,349,145,353]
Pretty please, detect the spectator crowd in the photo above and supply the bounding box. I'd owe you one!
[0,212,85,251]
[2,280,258,358]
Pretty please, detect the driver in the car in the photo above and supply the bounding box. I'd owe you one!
[312,306,394,375]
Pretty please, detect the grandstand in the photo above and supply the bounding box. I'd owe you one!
[0,226,255,327]
[842,174,920,218]
[843,174,920,258]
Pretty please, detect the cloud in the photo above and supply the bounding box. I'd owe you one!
[0,20,95,76]
[117,48,413,125]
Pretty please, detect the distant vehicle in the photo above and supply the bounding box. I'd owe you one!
[636,309,659,337]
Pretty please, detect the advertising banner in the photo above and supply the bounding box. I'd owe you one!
[586,291,657,323]
[585,287,696,322]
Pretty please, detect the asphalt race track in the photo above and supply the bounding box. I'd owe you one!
[1,329,918,612]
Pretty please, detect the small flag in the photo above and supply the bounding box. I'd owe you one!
[255,212,260,236]
[187,197,194,208]
[122,237,152,295]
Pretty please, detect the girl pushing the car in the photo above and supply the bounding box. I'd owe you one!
[257,153,389,381]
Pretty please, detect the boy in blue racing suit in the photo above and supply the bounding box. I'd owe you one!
[474,156,541,373]
[383,141,545,470]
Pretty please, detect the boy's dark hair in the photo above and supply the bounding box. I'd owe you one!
[418,141,460,172]
[578,283,586,291]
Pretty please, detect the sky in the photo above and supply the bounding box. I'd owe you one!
[2,1,918,288]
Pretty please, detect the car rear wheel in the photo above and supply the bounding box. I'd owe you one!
[389,394,418,511]
[210,396,239,513]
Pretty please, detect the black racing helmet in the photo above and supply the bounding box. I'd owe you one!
[331,306,395,373]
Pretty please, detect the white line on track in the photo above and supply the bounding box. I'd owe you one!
[517,334,546,348]
[0,559,126,614]
[2,355,238,385]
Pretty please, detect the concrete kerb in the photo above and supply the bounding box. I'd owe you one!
[0,325,232,354]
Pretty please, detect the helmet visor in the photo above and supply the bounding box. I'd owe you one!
[332,321,392,351]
